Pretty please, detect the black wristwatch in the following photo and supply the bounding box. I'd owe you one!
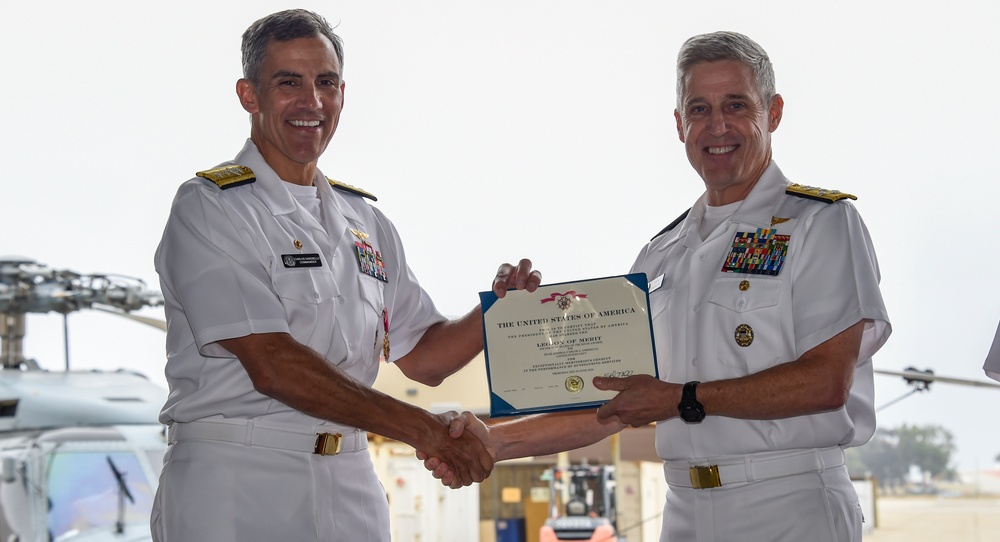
[678,381,705,424]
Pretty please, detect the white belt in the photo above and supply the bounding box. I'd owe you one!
[168,419,368,456]
[663,446,845,489]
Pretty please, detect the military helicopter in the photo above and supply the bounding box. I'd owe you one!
[0,257,166,542]
[873,365,1000,411]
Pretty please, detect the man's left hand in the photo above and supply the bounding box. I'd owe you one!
[594,375,676,427]
[492,259,542,298]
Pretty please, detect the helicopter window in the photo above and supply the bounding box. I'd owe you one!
[0,399,17,417]
[46,450,154,540]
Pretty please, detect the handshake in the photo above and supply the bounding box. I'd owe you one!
[417,411,495,489]
[415,372,661,489]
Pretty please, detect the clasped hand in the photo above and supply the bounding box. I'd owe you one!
[419,411,494,489]
[419,374,675,488]
[412,259,539,487]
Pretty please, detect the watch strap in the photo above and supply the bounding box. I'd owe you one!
[683,380,700,400]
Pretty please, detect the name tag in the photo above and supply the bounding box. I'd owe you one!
[281,253,323,268]
[648,274,664,293]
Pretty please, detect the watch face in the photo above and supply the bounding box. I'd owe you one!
[680,406,704,423]
[679,381,705,423]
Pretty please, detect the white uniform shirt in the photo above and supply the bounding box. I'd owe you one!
[632,162,891,461]
[154,140,445,427]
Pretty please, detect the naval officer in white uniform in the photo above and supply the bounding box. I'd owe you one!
[427,31,890,542]
[151,9,539,541]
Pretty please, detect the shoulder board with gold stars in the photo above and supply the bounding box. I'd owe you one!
[196,165,256,190]
[328,178,377,201]
[785,183,856,203]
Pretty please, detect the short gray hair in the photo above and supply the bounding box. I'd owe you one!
[241,9,345,89]
[675,31,775,109]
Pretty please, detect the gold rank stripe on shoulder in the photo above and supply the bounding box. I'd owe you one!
[328,177,377,201]
[196,165,256,190]
[785,183,857,203]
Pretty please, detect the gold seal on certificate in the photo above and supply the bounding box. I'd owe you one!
[565,376,584,393]
[479,273,658,417]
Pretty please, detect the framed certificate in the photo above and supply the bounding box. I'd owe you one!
[480,273,658,417]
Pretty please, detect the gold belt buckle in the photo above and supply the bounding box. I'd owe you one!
[689,465,721,489]
[314,432,343,455]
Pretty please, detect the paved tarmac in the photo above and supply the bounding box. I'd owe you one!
[864,496,1000,541]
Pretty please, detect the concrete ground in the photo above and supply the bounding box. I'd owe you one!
[864,496,1000,541]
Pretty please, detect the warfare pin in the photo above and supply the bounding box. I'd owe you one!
[734,324,754,347]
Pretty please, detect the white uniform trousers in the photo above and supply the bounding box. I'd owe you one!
[659,464,862,542]
[152,438,390,542]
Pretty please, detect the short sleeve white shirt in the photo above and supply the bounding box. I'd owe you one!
[631,162,891,461]
[154,140,445,426]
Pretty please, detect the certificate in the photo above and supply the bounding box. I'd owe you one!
[480,273,658,417]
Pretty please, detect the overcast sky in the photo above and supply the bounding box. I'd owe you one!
[2,1,998,473]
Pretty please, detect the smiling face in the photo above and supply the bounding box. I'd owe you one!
[237,36,345,185]
[675,60,783,205]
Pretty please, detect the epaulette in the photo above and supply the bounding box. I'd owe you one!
[785,183,856,203]
[651,208,690,241]
[328,178,377,201]
[196,165,256,190]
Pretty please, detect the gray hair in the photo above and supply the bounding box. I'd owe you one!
[241,9,345,89]
[675,31,775,109]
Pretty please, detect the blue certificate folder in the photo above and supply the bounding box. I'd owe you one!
[479,273,658,417]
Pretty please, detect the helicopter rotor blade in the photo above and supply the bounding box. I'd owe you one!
[91,305,167,331]
[874,368,1000,389]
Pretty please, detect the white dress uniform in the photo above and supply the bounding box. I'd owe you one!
[151,140,445,542]
[631,162,891,542]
